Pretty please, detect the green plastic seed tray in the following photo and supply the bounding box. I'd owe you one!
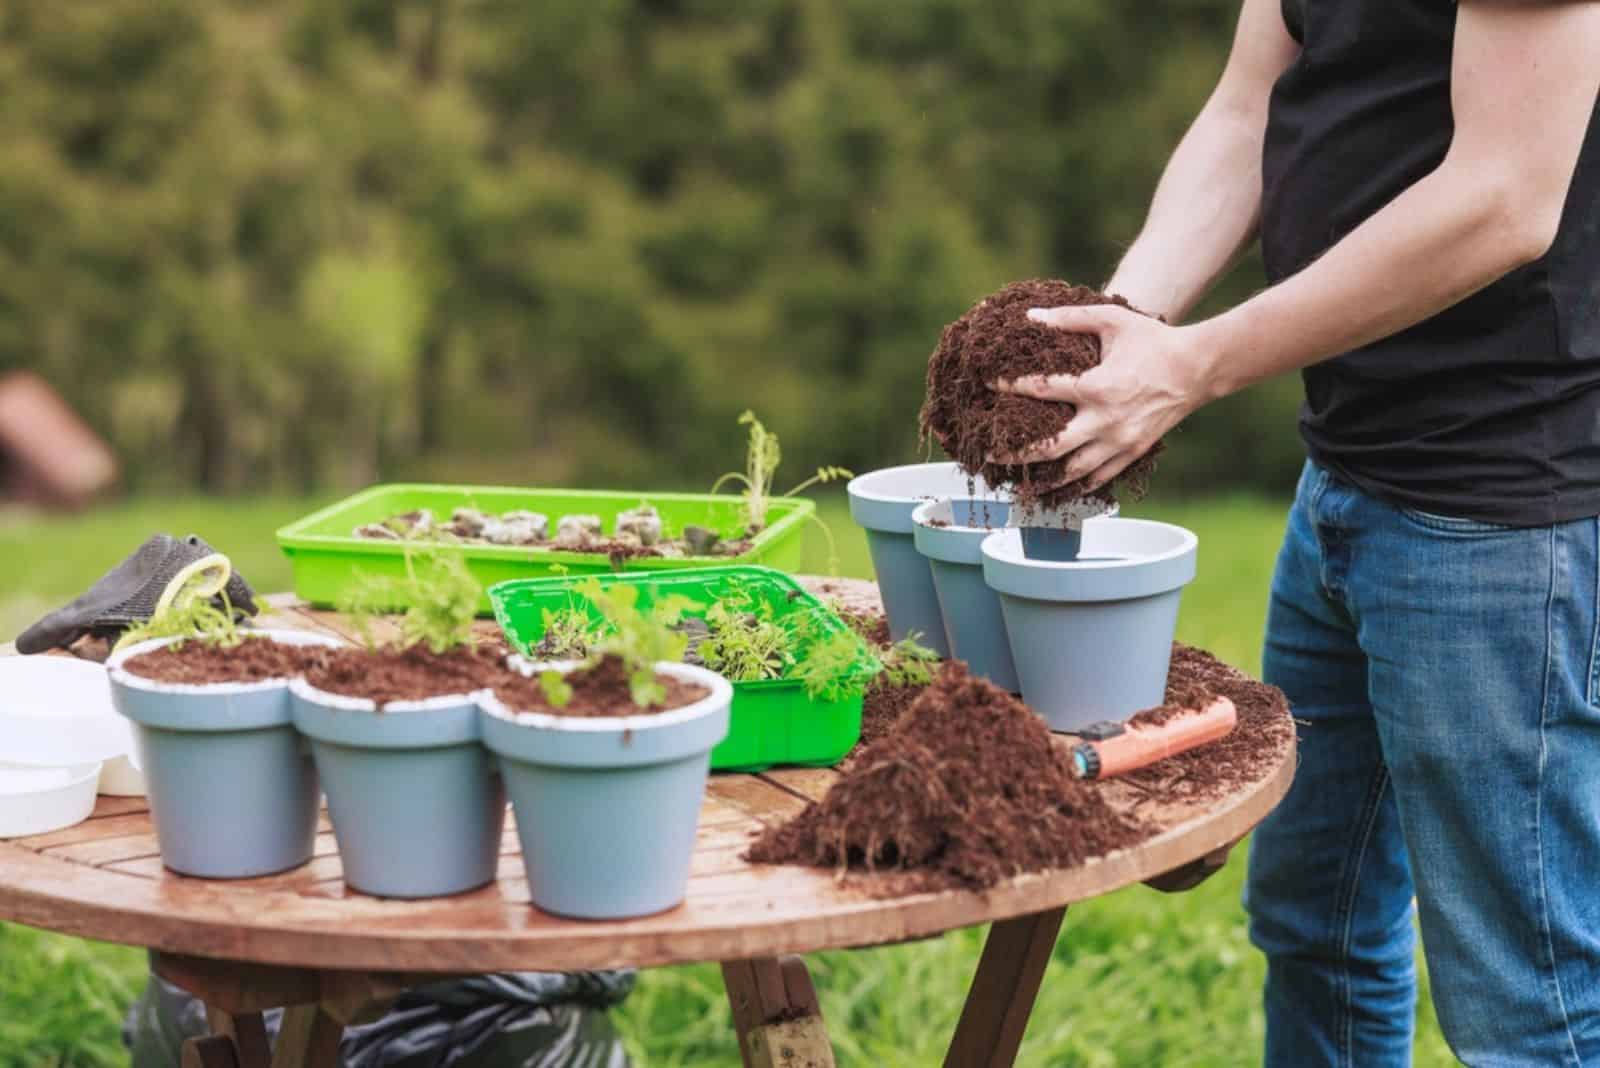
[488,566,879,772]
[276,483,815,612]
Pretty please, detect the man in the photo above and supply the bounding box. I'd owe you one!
[1000,1,1600,1064]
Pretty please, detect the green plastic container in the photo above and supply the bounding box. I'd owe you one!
[488,566,878,772]
[277,483,815,612]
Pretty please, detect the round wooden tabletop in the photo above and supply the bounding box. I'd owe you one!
[0,580,1294,975]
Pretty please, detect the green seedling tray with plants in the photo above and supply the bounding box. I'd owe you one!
[488,566,879,772]
[276,483,815,612]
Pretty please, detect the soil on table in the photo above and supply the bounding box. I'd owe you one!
[854,678,927,750]
[1118,644,1293,806]
[122,635,317,685]
[301,644,511,707]
[746,662,1145,892]
[493,653,709,718]
[919,280,1164,510]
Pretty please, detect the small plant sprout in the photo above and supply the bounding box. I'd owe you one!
[698,598,794,682]
[538,669,574,709]
[115,553,242,652]
[579,579,699,707]
[790,628,873,702]
[878,632,941,688]
[535,606,598,660]
[710,410,853,534]
[336,546,482,654]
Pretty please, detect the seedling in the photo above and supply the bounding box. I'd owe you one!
[790,628,873,702]
[538,669,574,708]
[877,633,941,688]
[697,598,794,682]
[115,553,242,652]
[535,606,599,660]
[579,579,698,707]
[338,546,481,654]
[710,410,853,534]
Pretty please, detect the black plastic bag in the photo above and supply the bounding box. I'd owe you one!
[125,968,635,1068]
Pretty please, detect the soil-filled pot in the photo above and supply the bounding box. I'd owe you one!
[981,519,1196,731]
[911,498,1019,692]
[107,631,339,878]
[847,463,1002,656]
[480,659,732,920]
[290,680,505,899]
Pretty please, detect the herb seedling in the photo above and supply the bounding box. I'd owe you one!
[115,553,242,652]
[697,598,794,682]
[710,410,853,533]
[538,669,574,708]
[337,546,481,654]
[790,627,873,702]
[579,579,698,707]
[534,606,599,659]
[877,633,941,688]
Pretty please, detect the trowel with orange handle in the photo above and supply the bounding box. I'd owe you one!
[1065,695,1237,780]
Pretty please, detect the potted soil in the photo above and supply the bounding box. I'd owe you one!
[846,463,1003,656]
[480,580,731,920]
[910,497,1019,692]
[106,557,339,878]
[289,553,508,899]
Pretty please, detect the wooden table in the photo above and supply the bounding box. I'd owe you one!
[0,579,1294,1068]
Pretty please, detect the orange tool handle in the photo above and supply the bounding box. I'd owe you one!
[1070,696,1237,780]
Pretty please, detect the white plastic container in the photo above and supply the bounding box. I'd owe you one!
[0,760,102,838]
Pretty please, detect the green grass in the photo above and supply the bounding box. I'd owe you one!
[0,491,1454,1066]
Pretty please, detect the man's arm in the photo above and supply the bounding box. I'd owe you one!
[1104,0,1300,323]
[1001,0,1600,492]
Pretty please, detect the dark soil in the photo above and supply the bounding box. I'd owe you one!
[122,635,316,685]
[746,662,1145,891]
[1118,644,1294,805]
[493,653,709,718]
[856,679,927,750]
[301,644,510,707]
[836,609,892,649]
[920,280,1164,509]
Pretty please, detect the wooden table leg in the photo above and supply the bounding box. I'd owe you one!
[722,956,836,1068]
[181,1036,241,1068]
[943,907,1068,1068]
[202,1008,271,1068]
[270,1005,345,1068]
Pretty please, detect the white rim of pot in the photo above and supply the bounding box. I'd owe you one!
[911,497,1010,534]
[288,676,489,714]
[106,630,345,696]
[981,519,1198,571]
[482,659,732,732]
[846,461,999,505]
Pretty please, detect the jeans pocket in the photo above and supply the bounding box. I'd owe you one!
[1396,505,1519,535]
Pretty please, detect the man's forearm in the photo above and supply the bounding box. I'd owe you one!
[1190,157,1554,402]
[1104,102,1266,324]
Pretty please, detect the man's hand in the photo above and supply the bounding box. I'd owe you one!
[987,305,1216,493]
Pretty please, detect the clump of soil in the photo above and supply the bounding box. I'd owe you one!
[122,635,316,685]
[836,609,891,649]
[747,662,1144,891]
[1119,644,1293,805]
[493,654,710,718]
[855,678,927,750]
[920,280,1163,509]
[301,644,510,708]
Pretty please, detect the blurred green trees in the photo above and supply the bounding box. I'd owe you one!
[0,0,1304,496]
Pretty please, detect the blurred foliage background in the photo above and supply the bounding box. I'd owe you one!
[0,0,1304,501]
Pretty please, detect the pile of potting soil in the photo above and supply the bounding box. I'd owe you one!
[746,662,1144,891]
[301,644,511,707]
[855,677,928,750]
[122,635,317,685]
[920,280,1162,509]
[1120,644,1294,805]
[492,653,709,718]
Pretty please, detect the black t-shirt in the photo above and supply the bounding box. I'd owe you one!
[1263,0,1600,525]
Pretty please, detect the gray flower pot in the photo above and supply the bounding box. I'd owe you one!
[290,680,506,899]
[480,660,732,920]
[911,498,1019,691]
[107,631,341,879]
[847,463,1002,655]
[981,519,1197,731]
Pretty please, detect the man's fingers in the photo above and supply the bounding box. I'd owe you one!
[990,373,1081,403]
[987,420,1091,465]
[1026,303,1130,333]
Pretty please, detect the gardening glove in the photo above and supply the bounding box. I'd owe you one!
[16,534,258,655]
[1142,838,1240,894]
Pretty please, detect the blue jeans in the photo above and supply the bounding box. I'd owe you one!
[1246,462,1600,1067]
